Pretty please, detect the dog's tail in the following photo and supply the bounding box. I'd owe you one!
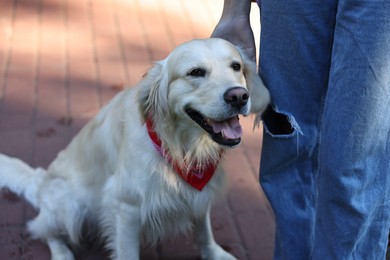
[0,154,45,208]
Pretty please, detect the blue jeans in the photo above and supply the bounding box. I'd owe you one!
[258,0,390,259]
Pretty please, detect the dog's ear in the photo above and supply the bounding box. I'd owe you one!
[137,60,170,123]
[239,49,270,117]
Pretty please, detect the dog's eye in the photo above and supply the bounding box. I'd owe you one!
[188,68,206,77]
[231,62,241,72]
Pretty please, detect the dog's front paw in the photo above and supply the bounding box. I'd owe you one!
[201,244,237,260]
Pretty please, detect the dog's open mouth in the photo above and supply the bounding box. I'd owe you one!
[185,108,242,147]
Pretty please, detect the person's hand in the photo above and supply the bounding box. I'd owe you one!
[211,1,256,61]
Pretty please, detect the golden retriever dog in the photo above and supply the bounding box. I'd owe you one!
[0,38,270,259]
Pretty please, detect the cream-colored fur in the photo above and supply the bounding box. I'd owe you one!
[0,38,270,260]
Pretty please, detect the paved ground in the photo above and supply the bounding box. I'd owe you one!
[0,0,275,259]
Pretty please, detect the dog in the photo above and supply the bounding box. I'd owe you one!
[0,38,270,259]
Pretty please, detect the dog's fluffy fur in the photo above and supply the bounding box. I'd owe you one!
[0,38,270,259]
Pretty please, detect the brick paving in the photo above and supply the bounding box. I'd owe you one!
[0,0,275,259]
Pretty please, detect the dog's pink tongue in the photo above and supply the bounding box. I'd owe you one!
[209,117,242,139]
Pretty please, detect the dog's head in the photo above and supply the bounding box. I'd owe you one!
[138,38,270,149]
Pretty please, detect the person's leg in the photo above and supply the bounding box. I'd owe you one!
[258,1,337,258]
[313,0,390,258]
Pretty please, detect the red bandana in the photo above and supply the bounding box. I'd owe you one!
[146,117,219,191]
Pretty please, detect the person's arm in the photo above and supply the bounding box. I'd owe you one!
[211,0,256,61]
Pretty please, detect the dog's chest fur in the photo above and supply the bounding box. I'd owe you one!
[100,158,225,245]
[139,175,214,243]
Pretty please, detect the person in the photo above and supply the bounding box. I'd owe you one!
[212,0,390,259]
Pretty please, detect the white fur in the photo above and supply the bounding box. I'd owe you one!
[0,38,270,260]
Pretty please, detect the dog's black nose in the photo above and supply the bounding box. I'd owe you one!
[224,87,249,109]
